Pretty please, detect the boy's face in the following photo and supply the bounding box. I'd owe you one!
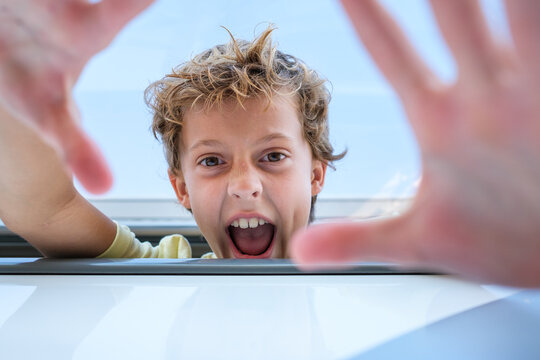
[169,95,326,258]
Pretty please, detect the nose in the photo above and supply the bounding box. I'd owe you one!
[227,161,262,200]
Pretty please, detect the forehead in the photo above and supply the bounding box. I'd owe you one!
[181,95,304,148]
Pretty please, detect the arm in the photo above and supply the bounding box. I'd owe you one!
[0,103,116,257]
[0,0,155,256]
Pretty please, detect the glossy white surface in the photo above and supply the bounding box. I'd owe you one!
[0,275,515,360]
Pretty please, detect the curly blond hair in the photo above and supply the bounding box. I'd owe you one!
[145,26,345,221]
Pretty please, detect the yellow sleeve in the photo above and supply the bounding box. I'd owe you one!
[200,252,217,259]
[97,222,192,259]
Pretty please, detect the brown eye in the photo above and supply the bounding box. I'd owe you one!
[200,156,223,167]
[262,152,285,162]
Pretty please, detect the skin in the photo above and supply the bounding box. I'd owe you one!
[291,0,540,287]
[169,96,326,258]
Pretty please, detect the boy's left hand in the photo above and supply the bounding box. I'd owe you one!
[291,0,540,287]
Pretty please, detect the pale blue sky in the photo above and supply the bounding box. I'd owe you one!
[74,0,507,200]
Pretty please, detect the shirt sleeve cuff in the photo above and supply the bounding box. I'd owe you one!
[96,221,135,258]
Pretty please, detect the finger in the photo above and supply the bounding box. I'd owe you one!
[429,0,502,83]
[63,125,114,194]
[51,102,113,194]
[90,0,156,43]
[340,0,440,102]
[290,214,423,268]
[505,0,540,82]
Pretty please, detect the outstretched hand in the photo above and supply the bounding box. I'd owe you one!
[0,0,154,193]
[291,0,540,287]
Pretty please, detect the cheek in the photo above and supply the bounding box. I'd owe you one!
[272,167,313,217]
[188,179,223,225]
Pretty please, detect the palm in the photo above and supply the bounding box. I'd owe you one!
[0,0,154,193]
[292,0,540,287]
[410,76,539,282]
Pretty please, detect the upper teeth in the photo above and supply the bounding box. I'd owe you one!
[231,218,268,229]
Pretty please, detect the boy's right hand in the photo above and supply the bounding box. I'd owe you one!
[0,0,155,194]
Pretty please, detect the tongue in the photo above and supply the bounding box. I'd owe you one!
[229,223,274,255]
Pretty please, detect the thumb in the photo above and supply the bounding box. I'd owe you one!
[62,125,114,194]
[51,99,113,194]
[290,214,423,267]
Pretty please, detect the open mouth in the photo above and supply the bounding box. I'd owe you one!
[226,217,276,258]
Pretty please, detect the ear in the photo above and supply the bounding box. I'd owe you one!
[311,160,327,197]
[168,168,191,209]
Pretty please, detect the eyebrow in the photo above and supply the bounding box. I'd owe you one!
[258,133,295,144]
[189,139,223,152]
[189,133,294,152]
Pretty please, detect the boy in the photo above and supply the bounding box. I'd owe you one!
[0,27,344,259]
